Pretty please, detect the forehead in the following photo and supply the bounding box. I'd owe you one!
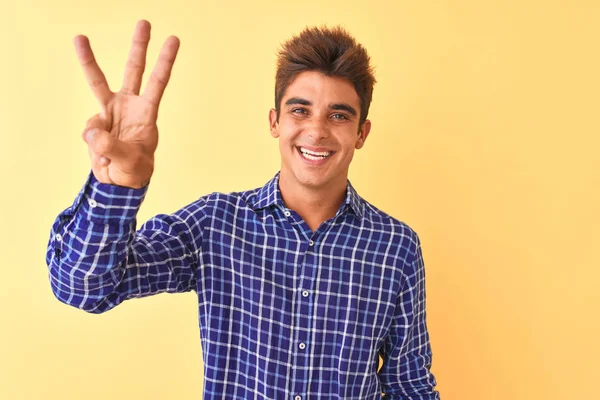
[282,71,360,108]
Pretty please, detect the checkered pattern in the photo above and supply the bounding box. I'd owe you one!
[46,171,439,399]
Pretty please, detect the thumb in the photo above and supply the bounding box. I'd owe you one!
[86,129,128,161]
[82,114,108,144]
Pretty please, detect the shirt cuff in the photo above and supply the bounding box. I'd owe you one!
[78,171,149,224]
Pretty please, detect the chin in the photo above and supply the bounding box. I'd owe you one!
[280,156,347,191]
[297,177,328,189]
[292,169,337,190]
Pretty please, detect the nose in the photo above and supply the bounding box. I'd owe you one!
[306,116,331,140]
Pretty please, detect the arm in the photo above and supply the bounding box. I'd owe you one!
[45,172,202,314]
[378,234,440,399]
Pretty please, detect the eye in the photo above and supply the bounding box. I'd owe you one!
[291,107,308,114]
[332,113,349,121]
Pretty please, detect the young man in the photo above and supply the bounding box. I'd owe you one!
[46,20,440,399]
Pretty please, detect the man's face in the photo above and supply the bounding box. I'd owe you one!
[269,71,371,191]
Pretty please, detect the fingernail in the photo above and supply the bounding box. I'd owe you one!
[86,129,95,142]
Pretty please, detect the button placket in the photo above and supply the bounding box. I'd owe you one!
[292,228,319,398]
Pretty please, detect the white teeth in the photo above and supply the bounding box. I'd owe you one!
[300,147,332,157]
[303,153,325,161]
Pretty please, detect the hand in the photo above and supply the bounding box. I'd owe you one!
[76,20,180,189]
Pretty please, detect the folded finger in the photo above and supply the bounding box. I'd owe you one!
[89,149,113,184]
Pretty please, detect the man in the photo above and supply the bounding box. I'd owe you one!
[46,20,440,399]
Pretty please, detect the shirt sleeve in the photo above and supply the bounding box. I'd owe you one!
[45,171,202,314]
[378,233,440,399]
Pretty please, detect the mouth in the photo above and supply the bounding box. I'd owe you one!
[296,146,335,161]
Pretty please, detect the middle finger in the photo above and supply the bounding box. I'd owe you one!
[121,20,151,95]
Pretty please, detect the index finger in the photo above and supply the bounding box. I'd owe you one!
[73,35,113,106]
[142,36,180,106]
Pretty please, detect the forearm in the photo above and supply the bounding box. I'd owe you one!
[46,172,201,312]
[378,232,440,399]
[46,171,148,312]
[47,217,138,313]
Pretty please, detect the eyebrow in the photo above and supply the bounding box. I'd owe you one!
[284,97,358,117]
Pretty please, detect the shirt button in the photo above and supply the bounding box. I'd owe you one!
[302,290,309,297]
[88,198,98,208]
[294,396,302,400]
[299,342,306,350]
[284,211,291,217]
[309,240,314,246]
[55,234,62,241]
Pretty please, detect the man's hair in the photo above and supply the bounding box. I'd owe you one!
[275,26,376,126]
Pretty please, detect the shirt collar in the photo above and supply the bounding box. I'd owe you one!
[252,172,365,219]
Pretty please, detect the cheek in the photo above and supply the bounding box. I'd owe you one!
[277,132,296,154]
[342,136,360,152]
[278,126,301,144]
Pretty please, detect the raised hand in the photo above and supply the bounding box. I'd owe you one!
[76,20,180,189]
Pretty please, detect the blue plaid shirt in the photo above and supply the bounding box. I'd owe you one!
[46,171,439,399]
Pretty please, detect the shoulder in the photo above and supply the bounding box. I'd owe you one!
[181,185,262,218]
[360,198,421,259]
[359,200,426,294]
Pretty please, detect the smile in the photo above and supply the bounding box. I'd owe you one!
[298,147,335,161]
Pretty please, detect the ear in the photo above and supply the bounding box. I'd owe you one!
[355,120,371,149]
[269,109,279,138]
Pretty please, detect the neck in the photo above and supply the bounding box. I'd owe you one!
[278,171,347,232]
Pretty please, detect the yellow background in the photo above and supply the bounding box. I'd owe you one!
[1,0,598,399]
